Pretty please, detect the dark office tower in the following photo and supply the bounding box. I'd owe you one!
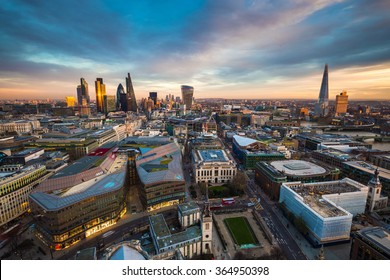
[125,73,137,112]
[116,83,127,111]
[77,78,90,105]
[181,85,194,109]
[315,64,329,117]
[95,78,106,113]
[149,92,158,105]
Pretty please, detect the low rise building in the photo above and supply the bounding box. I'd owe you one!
[342,161,390,197]
[149,202,213,259]
[255,160,332,200]
[0,164,49,226]
[192,149,237,184]
[350,227,390,260]
[26,137,98,160]
[279,178,368,246]
[232,135,285,170]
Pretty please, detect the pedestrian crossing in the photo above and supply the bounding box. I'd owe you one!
[250,197,263,210]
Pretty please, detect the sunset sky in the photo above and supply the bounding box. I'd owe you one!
[0,0,389,101]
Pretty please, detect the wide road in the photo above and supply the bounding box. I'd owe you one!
[57,208,176,260]
[247,178,307,260]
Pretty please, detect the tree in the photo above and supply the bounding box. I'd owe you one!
[228,171,247,195]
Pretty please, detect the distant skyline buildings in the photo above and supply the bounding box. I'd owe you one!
[1,1,390,101]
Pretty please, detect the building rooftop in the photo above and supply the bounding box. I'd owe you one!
[271,160,327,177]
[283,178,367,218]
[12,148,44,157]
[29,155,127,211]
[0,164,45,184]
[149,214,171,239]
[136,142,184,186]
[233,135,258,147]
[198,150,228,162]
[315,149,352,161]
[357,227,390,257]
[178,202,200,215]
[30,165,126,211]
[344,161,390,180]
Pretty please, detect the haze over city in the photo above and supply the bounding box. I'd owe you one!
[0,0,390,100]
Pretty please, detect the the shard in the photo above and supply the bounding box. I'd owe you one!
[315,64,329,117]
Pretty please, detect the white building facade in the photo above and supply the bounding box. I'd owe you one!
[192,149,237,184]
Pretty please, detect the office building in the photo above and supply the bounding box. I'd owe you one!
[126,73,137,112]
[65,96,76,107]
[315,64,329,117]
[232,135,285,169]
[105,95,116,112]
[0,165,49,226]
[192,149,237,184]
[26,138,98,160]
[255,160,333,200]
[95,78,107,113]
[136,142,185,211]
[279,178,368,246]
[0,120,40,134]
[149,92,157,106]
[181,85,194,110]
[335,90,348,116]
[77,78,90,105]
[29,150,128,250]
[350,227,390,260]
[342,161,390,196]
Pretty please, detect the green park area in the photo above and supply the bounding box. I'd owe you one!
[224,217,258,246]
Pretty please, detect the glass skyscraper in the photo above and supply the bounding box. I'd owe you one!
[95,78,106,113]
[181,85,194,110]
[315,64,329,117]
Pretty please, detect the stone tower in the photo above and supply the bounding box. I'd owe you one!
[201,183,213,255]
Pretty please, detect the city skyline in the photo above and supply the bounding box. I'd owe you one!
[0,0,390,100]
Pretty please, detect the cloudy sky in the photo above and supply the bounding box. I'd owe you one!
[0,0,389,101]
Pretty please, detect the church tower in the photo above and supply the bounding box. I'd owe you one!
[201,184,213,255]
[367,168,383,212]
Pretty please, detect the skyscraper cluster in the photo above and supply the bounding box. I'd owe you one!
[71,73,138,115]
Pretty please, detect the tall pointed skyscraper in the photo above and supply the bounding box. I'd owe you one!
[125,73,137,112]
[315,64,329,117]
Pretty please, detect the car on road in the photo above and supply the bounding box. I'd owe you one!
[102,230,114,238]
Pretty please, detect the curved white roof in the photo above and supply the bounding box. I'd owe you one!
[271,160,326,176]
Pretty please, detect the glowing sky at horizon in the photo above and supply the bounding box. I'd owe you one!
[0,0,389,100]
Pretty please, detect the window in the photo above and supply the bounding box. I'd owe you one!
[205,223,209,230]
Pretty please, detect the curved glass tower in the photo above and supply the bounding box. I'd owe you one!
[181,85,194,109]
[116,83,126,111]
